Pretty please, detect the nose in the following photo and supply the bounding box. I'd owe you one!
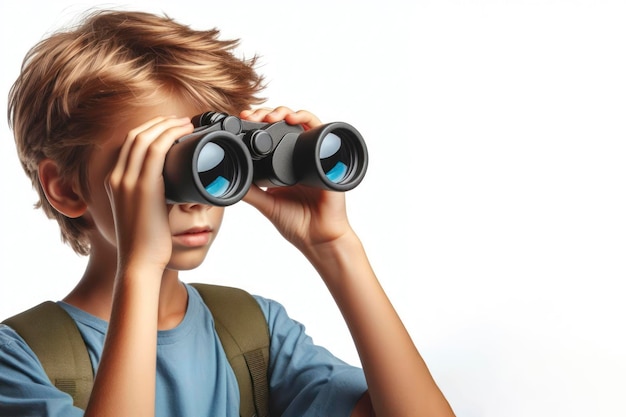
[178,202,213,212]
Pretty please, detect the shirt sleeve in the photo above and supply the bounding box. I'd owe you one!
[0,324,83,417]
[253,296,368,417]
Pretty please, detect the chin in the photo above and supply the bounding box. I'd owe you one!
[167,249,210,271]
[166,262,204,272]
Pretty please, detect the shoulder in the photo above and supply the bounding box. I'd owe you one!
[248,296,368,417]
[0,323,50,388]
[250,294,287,322]
[0,324,36,358]
[0,324,82,415]
[250,295,309,339]
[250,295,321,361]
[186,283,285,332]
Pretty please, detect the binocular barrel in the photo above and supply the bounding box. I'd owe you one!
[163,112,368,206]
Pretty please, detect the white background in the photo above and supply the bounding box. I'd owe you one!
[1,1,625,416]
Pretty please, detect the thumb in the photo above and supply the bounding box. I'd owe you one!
[242,184,275,218]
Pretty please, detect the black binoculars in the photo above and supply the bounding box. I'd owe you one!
[163,111,368,206]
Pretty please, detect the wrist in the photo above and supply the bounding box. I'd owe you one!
[115,261,165,288]
[304,230,367,283]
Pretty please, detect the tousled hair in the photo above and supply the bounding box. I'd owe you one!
[8,9,265,255]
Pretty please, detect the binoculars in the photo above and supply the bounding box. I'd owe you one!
[163,111,368,206]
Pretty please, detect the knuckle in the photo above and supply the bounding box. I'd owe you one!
[145,141,169,159]
[133,131,154,147]
[106,172,136,194]
[106,172,121,189]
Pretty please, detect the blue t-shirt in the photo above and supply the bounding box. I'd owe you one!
[0,284,367,417]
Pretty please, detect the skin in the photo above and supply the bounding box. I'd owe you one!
[39,97,456,417]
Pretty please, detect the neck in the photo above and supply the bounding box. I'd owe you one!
[63,246,188,330]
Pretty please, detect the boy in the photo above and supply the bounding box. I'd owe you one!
[0,9,455,417]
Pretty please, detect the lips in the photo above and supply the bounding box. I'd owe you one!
[174,226,211,236]
[172,226,212,247]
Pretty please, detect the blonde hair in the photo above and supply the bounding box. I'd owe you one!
[8,9,265,255]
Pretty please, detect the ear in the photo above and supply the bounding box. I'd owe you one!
[38,158,87,218]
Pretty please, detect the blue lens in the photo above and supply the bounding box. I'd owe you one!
[197,142,233,197]
[324,162,348,183]
[320,133,349,183]
[205,176,230,197]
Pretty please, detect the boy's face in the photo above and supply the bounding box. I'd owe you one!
[82,97,225,271]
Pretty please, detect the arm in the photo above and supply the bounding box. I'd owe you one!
[82,117,194,416]
[307,231,455,417]
[241,107,455,417]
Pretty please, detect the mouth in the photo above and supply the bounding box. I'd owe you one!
[172,226,213,247]
[174,226,212,235]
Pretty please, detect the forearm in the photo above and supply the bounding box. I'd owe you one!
[304,233,455,417]
[84,268,161,417]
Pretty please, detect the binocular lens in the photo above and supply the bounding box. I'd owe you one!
[197,142,232,197]
[319,132,349,184]
[164,129,253,206]
[293,122,367,191]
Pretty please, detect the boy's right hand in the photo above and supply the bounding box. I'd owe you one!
[104,116,194,274]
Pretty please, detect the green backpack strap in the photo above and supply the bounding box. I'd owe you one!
[2,301,93,409]
[2,284,270,417]
[190,283,270,417]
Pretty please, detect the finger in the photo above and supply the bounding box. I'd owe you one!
[241,184,275,219]
[241,106,300,124]
[239,107,275,122]
[137,118,193,181]
[109,116,169,187]
[124,117,192,184]
[109,117,191,197]
[260,106,296,123]
[284,110,322,129]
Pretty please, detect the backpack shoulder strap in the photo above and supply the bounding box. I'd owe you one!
[190,283,270,417]
[2,301,93,409]
[2,285,270,417]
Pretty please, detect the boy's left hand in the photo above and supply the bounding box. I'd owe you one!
[240,106,353,253]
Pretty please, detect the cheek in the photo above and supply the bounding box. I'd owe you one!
[212,208,226,229]
[88,203,117,246]
[82,175,117,246]
[83,144,120,218]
